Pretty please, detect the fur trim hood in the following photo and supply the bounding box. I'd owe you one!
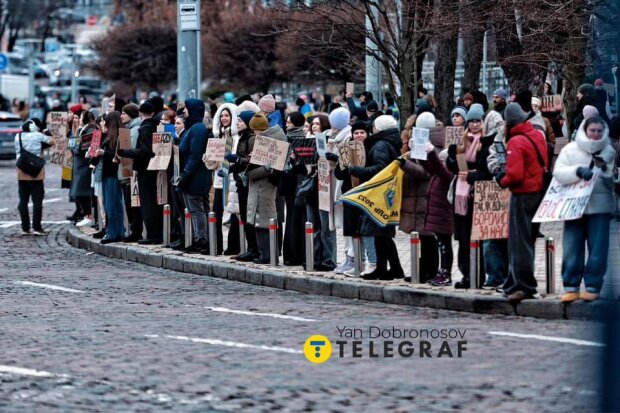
[213,103,238,138]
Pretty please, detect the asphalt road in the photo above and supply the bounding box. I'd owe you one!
[0,161,605,412]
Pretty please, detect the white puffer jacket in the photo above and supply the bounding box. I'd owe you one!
[553,120,616,215]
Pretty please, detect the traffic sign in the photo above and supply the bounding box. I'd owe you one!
[0,54,8,71]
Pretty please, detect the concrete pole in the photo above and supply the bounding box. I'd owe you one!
[365,5,382,104]
[177,1,201,101]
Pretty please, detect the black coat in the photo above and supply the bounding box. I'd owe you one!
[119,117,157,172]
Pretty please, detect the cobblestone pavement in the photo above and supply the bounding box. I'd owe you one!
[0,164,610,412]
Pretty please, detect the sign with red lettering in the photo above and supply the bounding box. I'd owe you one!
[533,172,600,222]
[471,181,511,240]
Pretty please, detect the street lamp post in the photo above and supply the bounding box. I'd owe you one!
[177,0,201,101]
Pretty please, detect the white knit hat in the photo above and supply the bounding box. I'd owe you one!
[415,112,436,129]
[374,115,398,132]
[328,107,351,131]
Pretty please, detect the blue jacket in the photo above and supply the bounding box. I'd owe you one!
[178,99,212,195]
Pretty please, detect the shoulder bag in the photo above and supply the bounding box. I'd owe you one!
[16,132,46,177]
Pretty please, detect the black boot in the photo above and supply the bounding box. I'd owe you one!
[454,278,470,289]
[236,250,258,262]
[386,267,405,280]
[362,268,388,280]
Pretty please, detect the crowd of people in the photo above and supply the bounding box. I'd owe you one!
[15,81,619,303]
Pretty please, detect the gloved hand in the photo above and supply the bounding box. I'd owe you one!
[117,148,127,157]
[397,157,407,167]
[225,153,240,163]
[576,166,593,181]
[592,155,607,172]
[494,172,506,187]
[425,142,435,153]
[448,144,457,159]
[264,162,273,173]
[217,169,226,178]
[325,152,339,162]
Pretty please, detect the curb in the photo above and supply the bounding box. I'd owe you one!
[66,228,602,320]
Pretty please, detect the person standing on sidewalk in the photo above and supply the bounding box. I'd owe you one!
[177,99,212,254]
[119,103,143,242]
[554,116,616,303]
[495,103,548,303]
[15,119,52,236]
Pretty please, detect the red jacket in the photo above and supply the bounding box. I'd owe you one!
[500,122,548,194]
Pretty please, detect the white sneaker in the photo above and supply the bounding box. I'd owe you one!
[361,263,377,276]
[21,230,30,236]
[334,255,354,274]
[76,218,93,227]
[343,265,362,277]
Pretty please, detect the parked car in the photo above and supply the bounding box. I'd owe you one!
[0,112,24,160]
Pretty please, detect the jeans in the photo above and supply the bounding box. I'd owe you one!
[18,180,44,232]
[483,239,509,285]
[102,177,126,240]
[306,203,336,269]
[363,236,376,264]
[183,193,209,243]
[503,192,543,296]
[562,213,611,294]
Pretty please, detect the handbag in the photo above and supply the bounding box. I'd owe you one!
[16,132,46,177]
[524,134,552,190]
[295,172,317,207]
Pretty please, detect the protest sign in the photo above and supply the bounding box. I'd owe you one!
[204,138,226,162]
[118,128,133,178]
[156,170,168,205]
[471,181,511,240]
[338,140,366,169]
[316,132,327,158]
[250,135,290,171]
[339,160,404,227]
[317,157,332,212]
[47,112,68,165]
[541,94,563,113]
[173,145,180,183]
[147,133,173,170]
[410,128,430,160]
[444,126,464,148]
[289,138,317,165]
[50,137,67,165]
[533,171,600,222]
[130,173,140,207]
[62,150,73,169]
[87,130,102,158]
[346,82,354,95]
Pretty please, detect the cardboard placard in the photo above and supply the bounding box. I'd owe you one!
[346,82,354,95]
[62,150,73,169]
[147,133,173,170]
[471,181,511,240]
[289,137,317,165]
[47,112,68,165]
[119,128,133,178]
[317,157,331,212]
[337,140,366,169]
[250,135,290,171]
[444,126,464,148]
[316,132,327,158]
[541,94,563,113]
[130,172,140,207]
[173,145,180,183]
[50,137,67,165]
[204,138,226,162]
[410,128,429,160]
[156,170,168,205]
[87,130,102,158]
[533,171,600,222]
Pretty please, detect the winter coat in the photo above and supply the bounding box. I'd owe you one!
[178,99,212,196]
[399,158,430,234]
[230,129,255,189]
[499,122,548,194]
[466,133,495,185]
[349,127,402,236]
[246,125,286,228]
[119,117,158,172]
[69,125,95,197]
[553,122,616,215]
[15,130,51,181]
[421,150,454,236]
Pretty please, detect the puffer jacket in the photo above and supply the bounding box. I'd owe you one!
[178,99,211,196]
[15,130,51,181]
[399,158,430,234]
[553,122,616,215]
[499,122,548,194]
[421,150,454,236]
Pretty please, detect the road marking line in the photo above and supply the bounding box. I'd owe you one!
[27,197,62,207]
[0,208,8,213]
[199,306,318,322]
[14,280,85,294]
[489,331,604,347]
[0,365,69,378]
[145,334,303,354]
[0,220,70,228]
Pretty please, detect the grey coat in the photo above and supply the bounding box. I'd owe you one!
[69,126,94,198]
[246,126,287,228]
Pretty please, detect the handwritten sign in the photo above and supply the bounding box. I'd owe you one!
[410,128,429,160]
[471,181,511,240]
[250,135,290,171]
[289,138,317,165]
[130,172,140,207]
[173,145,180,183]
[87,130,102,158]
[337,140,366,168]
[316,132,327,158]
[147,133,173,170]
[318,157,331,212]
[346,82,354,95]
[48,112,68,165]
[204,138,226,162]
[62,150,73,169]
[533,171,600,222]
[541,94,563,113]
[444,126,464,148]
[118,128,133,178]
[156,170,168,205]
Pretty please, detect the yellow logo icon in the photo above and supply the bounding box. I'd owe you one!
[304,335,332,364]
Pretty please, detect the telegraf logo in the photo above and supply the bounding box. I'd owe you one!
[304,327,467,363]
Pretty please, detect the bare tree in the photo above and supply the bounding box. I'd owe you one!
[433,0,460,123]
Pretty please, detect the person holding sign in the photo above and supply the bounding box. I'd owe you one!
[71,111,97,228]
[119,103,143,242]
[553,116,616,303]
[117,102,161,244]
[494,103,548,303]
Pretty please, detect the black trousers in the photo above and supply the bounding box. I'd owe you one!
[374,236,402,272]
[213,188,224,255]
[76,195,91,217]
[420,234,439,282]
[256,228,270,261]
[137,170,162,241]
[283,194,305,265]
[237,185,257,253]
[18,180,44,232]
[122,182,143,238]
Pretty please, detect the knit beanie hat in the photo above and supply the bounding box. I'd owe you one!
[69,104,83,115]
[328,107,351,131]
[365,100,379,113]
[374,114,398,132]
[594,78,604,87]
[351,120,368,135]
[514,89,533,112]
[504,102,528,126]
[258,94,276,113]
[531,97,542,109]
[237,100,260,114]
[122,103,139,119]
[288,111,306,128]
[415,98,431,115]
[139,101,155,115]
[249,111,269,132]
[415,111,436,129]
[583,105,599,120]
[578,83,595,99]
[466,103,484,121]
[238,110,256,127]
[492,88,508,101]
[450,106,467,123]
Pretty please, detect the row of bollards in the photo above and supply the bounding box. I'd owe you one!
[164,207,558,292]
